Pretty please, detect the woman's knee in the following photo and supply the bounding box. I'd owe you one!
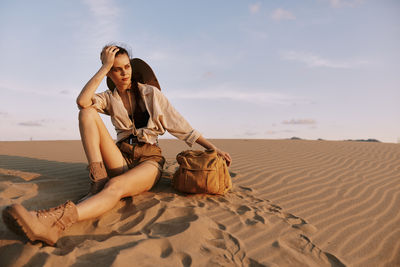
[103,177,125,198]
[79,107,99,123]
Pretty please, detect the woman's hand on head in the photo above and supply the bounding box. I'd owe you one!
[216,148,232,167]
[100,46,119,70]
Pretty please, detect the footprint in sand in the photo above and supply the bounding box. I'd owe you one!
[203,227,245,265]
[232,204,266,226]
[273,233,346,267]
[188,187,317,235]
[202,226,266,266]
[233,189,318,234]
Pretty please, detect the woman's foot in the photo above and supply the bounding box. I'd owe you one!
[2,201,78,246]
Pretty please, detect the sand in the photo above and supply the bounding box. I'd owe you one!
[0,139,399,266]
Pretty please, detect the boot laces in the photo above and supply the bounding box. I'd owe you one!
[36,203,68,229]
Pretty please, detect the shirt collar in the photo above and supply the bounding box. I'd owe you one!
[111,87,121,100]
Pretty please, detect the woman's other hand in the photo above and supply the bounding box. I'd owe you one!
[216,148,232,167]
[100,46,120,70]
[195,135,232,167]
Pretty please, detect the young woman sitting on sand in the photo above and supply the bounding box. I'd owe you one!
[2,45,232,246]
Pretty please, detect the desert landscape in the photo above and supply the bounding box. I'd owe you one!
[0,139,399,266]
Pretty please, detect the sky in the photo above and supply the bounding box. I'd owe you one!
[0,0,399,143]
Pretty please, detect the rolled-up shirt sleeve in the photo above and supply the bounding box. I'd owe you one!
[157,90,201,147]
[91,91,110,115]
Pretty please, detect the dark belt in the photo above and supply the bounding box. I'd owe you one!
[122,134,140,145]
[119,134,159,146]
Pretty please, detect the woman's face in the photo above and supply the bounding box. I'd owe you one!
[108,54,132,89]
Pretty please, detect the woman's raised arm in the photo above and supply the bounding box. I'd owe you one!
[76,46,119,109]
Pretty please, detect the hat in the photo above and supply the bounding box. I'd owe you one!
[106,58,161,91]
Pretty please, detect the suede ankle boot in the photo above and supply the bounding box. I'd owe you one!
[2,201,78,246]
[88,161,109,194]
[78,162,109,202]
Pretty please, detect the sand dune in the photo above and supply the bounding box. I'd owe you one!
[0,139,399,266]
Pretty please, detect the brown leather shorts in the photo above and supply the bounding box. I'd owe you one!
[117,141,165,175]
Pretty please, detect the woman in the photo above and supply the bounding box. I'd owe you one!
[2,45,232,246]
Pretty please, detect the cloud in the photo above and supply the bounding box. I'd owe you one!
[271,8,295,21]
[202,71,215,79]
[17,119,53,127]
[234,130,260,138]
[241,27,268,40]
[281,50,368,69]
[60,90,70,95]
[265,129,296,135]
[82,0,121,44]
[328,0,364,8]
[0,80,77,97]
[147,50,171,62]
[244,131,258,136]
[0,111,8,117]
[18,121,44,127]
[249,3,261,14]
[83,0,119,18]
[282,119,316,125]
[167,86,310,106]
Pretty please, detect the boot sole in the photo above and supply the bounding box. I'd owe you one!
[2,206,28,239]
[2,205,55,246]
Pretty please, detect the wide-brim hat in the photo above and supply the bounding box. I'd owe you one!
[106,58,161,91]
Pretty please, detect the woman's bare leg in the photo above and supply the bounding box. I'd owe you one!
[78,107,126,170]
[76,162,159,221]
[77,107,160,221]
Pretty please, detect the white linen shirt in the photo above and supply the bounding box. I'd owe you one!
[90,82,201,146]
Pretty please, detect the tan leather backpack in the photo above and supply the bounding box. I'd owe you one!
[172,149,232,195]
